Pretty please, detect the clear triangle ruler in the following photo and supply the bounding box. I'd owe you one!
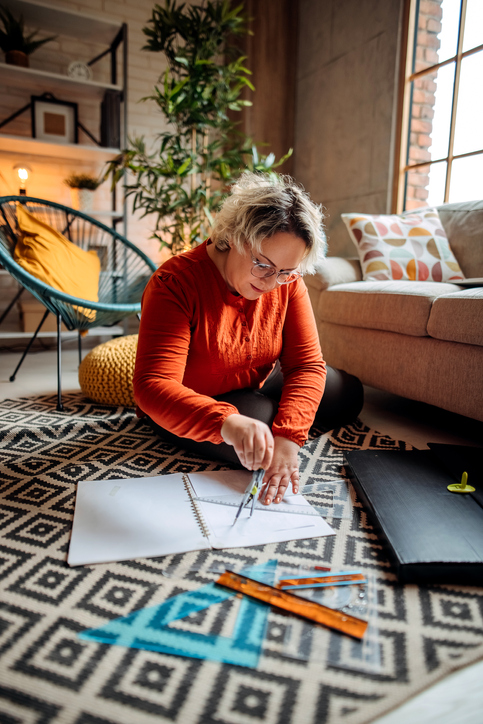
[193,486,345,517]
[193,494,322,516]
[301,480,352,519]
[194,482,351,519]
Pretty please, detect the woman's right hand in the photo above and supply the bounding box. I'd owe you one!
[220,413,274,471]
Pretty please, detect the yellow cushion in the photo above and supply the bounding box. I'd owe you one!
[78,335,138,407]
[14,203,100,320]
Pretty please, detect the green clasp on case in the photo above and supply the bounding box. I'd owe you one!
[447,471,476,494]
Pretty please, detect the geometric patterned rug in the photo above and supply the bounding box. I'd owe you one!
[0,393,482,724]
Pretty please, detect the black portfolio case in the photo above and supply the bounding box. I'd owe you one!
[344,446,483,585]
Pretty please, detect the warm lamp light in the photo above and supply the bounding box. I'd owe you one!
[13,163,32,196]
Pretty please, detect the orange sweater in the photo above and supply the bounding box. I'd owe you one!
[133,241,326,447]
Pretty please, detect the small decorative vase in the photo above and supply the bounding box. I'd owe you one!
[71,188,94,213]
[78,188,94,213]
[5,50,29,67]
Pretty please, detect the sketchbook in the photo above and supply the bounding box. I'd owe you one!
[68,469,335,566]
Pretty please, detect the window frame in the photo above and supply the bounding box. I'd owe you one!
[392,0,483,212]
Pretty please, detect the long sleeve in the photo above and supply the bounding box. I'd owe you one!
[133,269,239,444]
[133,242,326,447]
[272,280,326,446]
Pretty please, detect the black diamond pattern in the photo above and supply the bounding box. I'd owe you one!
[0,392,481,724]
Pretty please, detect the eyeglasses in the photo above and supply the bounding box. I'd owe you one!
[251,258,302,285]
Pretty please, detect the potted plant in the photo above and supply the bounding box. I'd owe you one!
[106,0,291,255]
[64,173,102,213]
[0,5,56,67]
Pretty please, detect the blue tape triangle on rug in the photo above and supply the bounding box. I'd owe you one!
[79,560,277,668]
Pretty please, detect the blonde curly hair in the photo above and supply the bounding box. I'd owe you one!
[210,171,327,274]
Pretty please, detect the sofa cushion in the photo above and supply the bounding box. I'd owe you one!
[436,200,483,278]
[318,321,483,421]
[342,208,465,283]
[317,281,462,337]
[427,288,483,347]
[307,257,362,292]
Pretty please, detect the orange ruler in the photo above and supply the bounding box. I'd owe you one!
[277,572,366,589]
[216,570,368,640]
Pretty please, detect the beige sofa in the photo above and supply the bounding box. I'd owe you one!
[305,200,483,422]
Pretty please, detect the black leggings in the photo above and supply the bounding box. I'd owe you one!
[147,365,364,466]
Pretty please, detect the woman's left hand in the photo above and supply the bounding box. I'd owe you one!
[259,436,300,505]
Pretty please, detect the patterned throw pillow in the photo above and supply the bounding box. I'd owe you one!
[341,208,465,282]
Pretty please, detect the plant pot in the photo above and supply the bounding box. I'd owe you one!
[70,188,95,213]
[5,50,29,67]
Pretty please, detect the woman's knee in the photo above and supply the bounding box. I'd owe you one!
[316,366,364,429]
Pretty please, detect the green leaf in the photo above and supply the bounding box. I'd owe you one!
[204,206,215,225]
[108,0,291,255]
[263,152,275,168]
[177,157,191,175]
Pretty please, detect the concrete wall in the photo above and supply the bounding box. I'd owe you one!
[236,0,298,177]
[294,0,403,257]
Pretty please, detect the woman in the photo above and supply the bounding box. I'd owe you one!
[134,172,363,505]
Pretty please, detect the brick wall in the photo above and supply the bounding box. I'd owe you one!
[405,0,443,210]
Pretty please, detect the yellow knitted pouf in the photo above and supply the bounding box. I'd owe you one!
[79,334,138,407]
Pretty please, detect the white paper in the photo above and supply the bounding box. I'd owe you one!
[68,470,335,567]
[188,471,335,549]
[68,474,210,566]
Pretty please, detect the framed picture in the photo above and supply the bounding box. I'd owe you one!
[31,96,78,144]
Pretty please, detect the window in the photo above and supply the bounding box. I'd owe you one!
[395,0,483,211]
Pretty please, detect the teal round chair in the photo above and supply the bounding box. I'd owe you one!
[0,196,157,410]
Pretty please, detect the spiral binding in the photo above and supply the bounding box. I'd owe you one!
[182,474,211,538]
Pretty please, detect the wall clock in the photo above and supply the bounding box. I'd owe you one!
[67,61,92,81]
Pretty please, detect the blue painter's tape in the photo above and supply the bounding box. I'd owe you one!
[277,569,362,581]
